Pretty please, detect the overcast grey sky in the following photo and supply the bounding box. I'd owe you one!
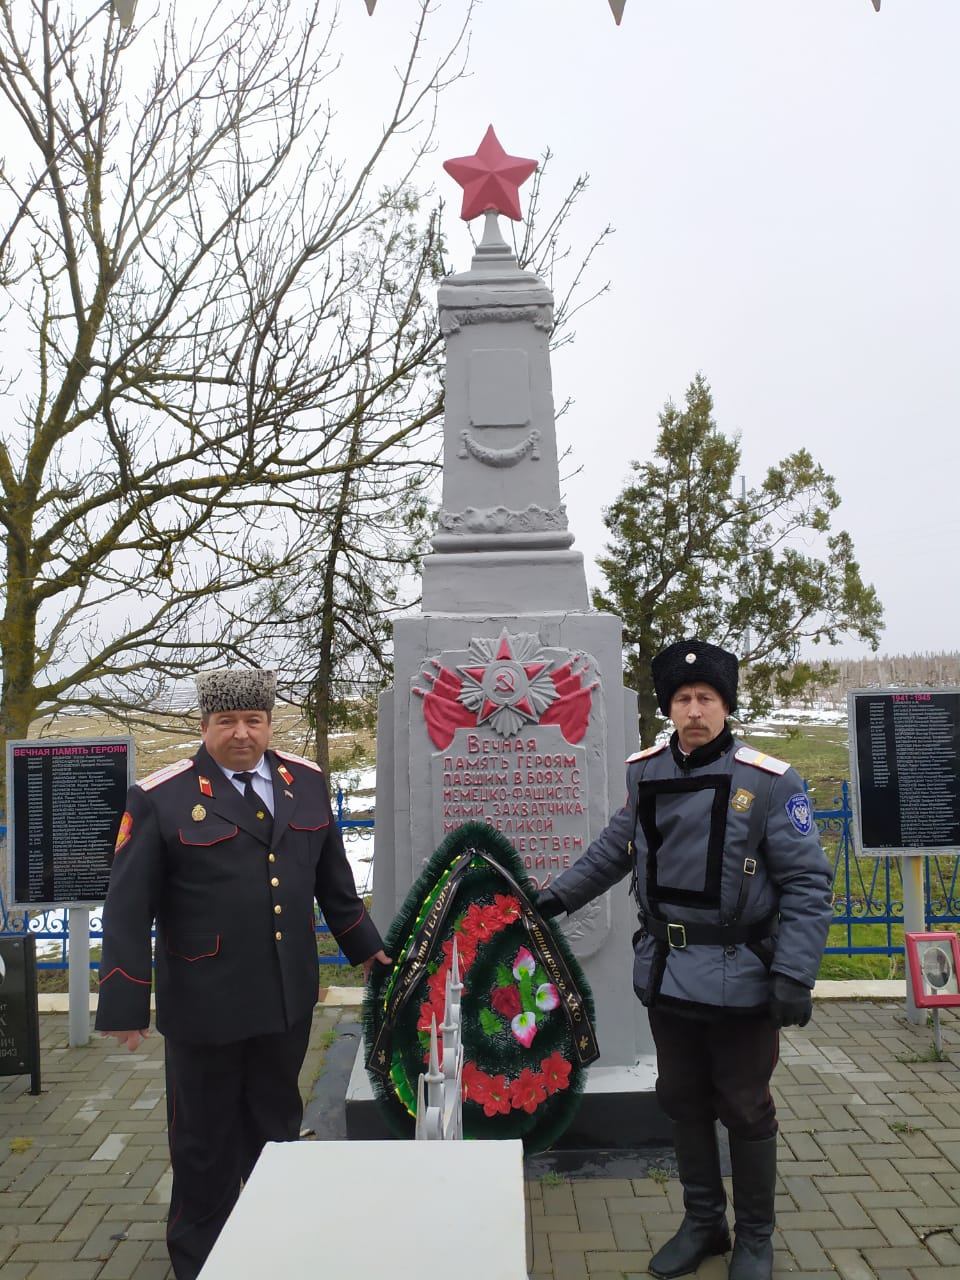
[340,0,958,659]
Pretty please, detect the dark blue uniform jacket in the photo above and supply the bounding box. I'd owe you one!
[95,744,382,1043]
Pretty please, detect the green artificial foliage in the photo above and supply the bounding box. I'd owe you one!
[592,373,884,745]
[363,822,598,1151]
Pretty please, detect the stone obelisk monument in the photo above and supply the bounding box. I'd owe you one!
[357,127,663,1143]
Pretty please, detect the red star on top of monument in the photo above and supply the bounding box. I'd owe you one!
[442,126,538,222]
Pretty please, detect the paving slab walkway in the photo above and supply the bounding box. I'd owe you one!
[0,991,957,1279]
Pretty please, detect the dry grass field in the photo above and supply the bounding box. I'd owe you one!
[26,704,376,779]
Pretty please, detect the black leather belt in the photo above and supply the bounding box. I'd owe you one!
[643,912,779,950]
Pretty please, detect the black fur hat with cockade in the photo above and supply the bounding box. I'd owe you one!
[652,639,738,715]
[363,822,599,1152]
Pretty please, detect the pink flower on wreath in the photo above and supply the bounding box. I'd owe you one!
[512,947,536,979]
[511,1010,538,1048]
[540,1051,572,1095]
[509,1067,548,1114]
[490,984,522,1020]
[535,983,560,1012]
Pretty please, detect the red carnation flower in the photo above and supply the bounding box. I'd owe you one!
[540,1051,572,1095]
[490,984,522,1019]
[509,1067,548,1115]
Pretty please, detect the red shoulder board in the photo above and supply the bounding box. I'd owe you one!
[274,748,323,775]
[734,746,790,776]
[139,758,194,791]
[626,742,668,764]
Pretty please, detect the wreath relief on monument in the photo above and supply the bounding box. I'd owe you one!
[413,629,598,749]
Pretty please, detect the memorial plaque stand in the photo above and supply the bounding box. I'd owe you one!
[6,737,134,1048]
[848,690,960,1027]
[0,935,42,1095]
[68,906,92,1047]
[904,931,960,1051]
[901,857,926,1025]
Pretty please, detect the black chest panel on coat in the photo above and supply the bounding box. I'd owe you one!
[638,774,731,910]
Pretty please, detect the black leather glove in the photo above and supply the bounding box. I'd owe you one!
[768,973,813,1028]
[534,888,566,920]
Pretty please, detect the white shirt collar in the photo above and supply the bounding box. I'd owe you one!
[220,754,271,782]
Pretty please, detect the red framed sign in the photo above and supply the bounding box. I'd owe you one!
[904,932,960,1007]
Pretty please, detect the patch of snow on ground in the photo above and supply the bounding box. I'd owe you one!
[330,763,376,795]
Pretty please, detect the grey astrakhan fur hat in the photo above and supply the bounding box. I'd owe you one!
[196,668,277,717]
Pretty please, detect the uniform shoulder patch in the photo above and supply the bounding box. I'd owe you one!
[273,748,324,774]
[626,743,668,763]
[734,746,790,776]
[139,758,194,791]
[785,792,813,835]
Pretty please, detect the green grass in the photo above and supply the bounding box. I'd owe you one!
[739,723,849,802]
[896,1045,949,1064]
[889,1119,918,1134]
[317,933,365,987]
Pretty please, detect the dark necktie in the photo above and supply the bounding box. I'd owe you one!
[233,771,265,817]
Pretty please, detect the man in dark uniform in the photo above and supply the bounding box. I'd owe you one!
[96,669,389,1280]
[538,640,833,1280]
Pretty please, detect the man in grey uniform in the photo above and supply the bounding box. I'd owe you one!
[538,640,833,1280]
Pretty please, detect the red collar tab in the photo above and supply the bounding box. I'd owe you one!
[198,775,214,797]
[277,764,294,786]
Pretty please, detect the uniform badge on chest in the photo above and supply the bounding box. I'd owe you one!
[191,804,206,822]
[731,788,754,813]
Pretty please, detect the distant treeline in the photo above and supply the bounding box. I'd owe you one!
[787,652,960,706]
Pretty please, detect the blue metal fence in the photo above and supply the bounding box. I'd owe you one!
[811,779,960,953]
[2,782,958,969]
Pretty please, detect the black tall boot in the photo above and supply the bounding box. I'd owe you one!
[728,1135,777,1280]
[648,1122,731,1279]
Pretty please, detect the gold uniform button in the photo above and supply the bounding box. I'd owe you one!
[268,853,276,863]
[275,931,282,941]
[271,877,280,887]
[274,904,282,915]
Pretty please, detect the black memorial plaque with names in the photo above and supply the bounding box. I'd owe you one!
[6,738,134,907]
[848,690,960,855]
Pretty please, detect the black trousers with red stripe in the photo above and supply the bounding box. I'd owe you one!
[163,1017,312,1280]
[648,1007,779,1140]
